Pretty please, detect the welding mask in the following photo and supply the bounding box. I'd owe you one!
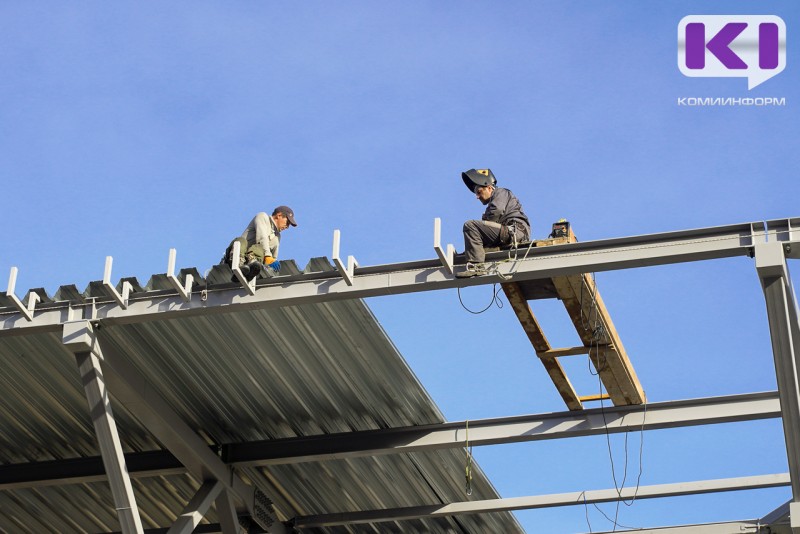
[461,168,497,192]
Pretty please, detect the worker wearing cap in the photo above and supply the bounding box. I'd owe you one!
[456,169,530,278]
[224,206,297,280]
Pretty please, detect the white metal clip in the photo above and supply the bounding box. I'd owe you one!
[230,240,256,296]
[103,256,133,309]
[5,267,39,321]
[167,248,193,302]
[332,229,358,286]
[434,218,455,275]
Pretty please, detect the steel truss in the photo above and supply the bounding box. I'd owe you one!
[2,217,799,532]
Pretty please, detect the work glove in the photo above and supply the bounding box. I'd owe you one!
[266,260,280,273]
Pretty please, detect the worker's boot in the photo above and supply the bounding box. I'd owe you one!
[243,251,262,281]
[455,262,488,279]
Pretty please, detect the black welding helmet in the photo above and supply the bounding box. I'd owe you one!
[461,168,497,192]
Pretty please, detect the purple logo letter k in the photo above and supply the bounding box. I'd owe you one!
[686,22,748,69]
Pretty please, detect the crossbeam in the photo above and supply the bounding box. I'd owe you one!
[4,219,797,336]
[291,473,791,528]
[0,451,184,490]
[0,392,780,489]
[222,391,780,467]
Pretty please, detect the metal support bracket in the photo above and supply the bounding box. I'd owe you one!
[433,218,455,275]
[5,267,39,321]
[103,257,133,309]
[332,229,358,286]
[167,249,193,302]
[766,218,800,260]
[230,240,256,296]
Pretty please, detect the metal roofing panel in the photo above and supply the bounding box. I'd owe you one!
[0,259,524,533]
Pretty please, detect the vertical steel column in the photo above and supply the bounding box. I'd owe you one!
[755,241,800,531]
[63,320,144,534]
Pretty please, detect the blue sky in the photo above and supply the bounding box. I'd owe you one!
[1,2,798,532]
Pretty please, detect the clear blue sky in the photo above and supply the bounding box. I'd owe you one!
[1,2,798,532]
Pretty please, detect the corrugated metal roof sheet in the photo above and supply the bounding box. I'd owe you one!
[0,258,524,533]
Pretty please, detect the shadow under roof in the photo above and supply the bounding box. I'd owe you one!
[0,258,524,533]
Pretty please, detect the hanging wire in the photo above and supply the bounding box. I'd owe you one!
[590,503,641,531]
[581,272,647,531]
[464,420,473,496]
[457,283,504,314]
[582,491,593,533]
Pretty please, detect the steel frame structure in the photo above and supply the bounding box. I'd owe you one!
[2,217,799,533]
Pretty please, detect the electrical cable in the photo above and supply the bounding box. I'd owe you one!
[581,272,647,531]
[464,420,473,495]
[582,491,593,533]
[457,283,504,314]
[590,503,642,531]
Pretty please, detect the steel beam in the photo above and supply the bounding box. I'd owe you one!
[223,391,780,466]
[63,321,145,534]
[290,473,791,528]
[93,331,287,534]
[215,489,242,534]
[755,241,800,513]
[4,220,792,336]
[591,520,771,533]
[0,450,184,490]
[167,480,223,534]
[1,392,780,489]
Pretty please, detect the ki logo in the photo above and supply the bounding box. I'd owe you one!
[678,15,786,89]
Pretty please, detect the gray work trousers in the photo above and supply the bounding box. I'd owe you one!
[462,220,528,263]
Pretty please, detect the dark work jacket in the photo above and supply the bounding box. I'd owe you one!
[481,187,531,236]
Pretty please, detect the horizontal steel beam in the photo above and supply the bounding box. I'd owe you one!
[291,473,791,528]
[4,219,798,336]
[590,520,772,534]
[0,451,184,490]
[223,391,780,466]
[1,392,780,489]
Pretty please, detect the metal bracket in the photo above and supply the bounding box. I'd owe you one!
[790,501,800,530]
[230,240,256,296]
[768,218,800,259]
[5,267,39,321]
[433,218,455,275]
[103,256,133,309]
[332,229,358,286]
[166,249,193,302]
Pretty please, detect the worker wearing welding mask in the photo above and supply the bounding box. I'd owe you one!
[456,169,530,278]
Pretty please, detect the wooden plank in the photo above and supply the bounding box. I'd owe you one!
[538,346,605,358]
[501,282,583,411]
[578,393,612,402]
[551,273,645,406]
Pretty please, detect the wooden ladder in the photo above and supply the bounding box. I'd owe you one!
[501,226,645,411]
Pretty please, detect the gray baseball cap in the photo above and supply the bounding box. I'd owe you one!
[273,205,297,227]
